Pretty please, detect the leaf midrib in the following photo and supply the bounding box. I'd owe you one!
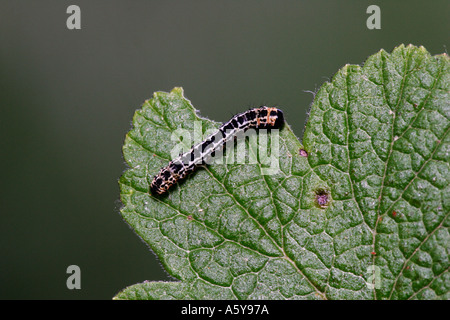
[374,51,447,299]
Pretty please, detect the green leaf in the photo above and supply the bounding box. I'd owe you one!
[115,45,449,300]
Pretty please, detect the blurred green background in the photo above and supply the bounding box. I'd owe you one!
[0,0,448,299]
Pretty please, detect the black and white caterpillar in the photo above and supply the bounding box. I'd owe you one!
[150,106,284,195]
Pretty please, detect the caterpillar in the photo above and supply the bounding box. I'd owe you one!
[150,106,284,195]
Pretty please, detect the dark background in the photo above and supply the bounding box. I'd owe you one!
[1,0,448,299]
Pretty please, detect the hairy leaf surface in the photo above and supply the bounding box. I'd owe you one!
[116,45,449,300]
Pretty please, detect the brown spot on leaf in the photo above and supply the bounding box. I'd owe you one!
[299,149,308,157]
[314,188,330,208]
